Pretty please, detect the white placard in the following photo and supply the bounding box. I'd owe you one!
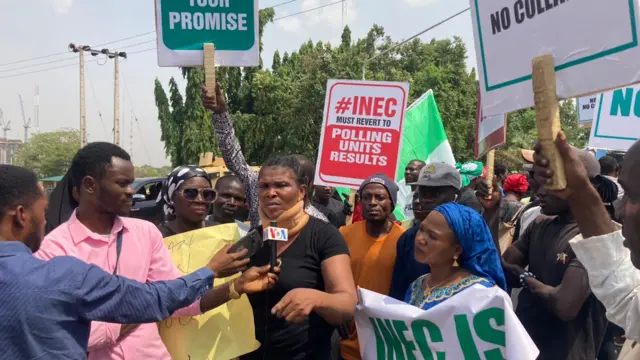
[470,0,640,116]
[155,0,260,67]
[577,95,599,123]
[355,287,539,359]
[589,85,640,151]
[314,80,410,189]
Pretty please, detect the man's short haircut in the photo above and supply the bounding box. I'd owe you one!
[0,165,42,218]
[215,174,243,190]
[291,154,315,187]
[70,142,131,189]
[409,159,426,166]
[494,164,507,176]
[599,156,618,176]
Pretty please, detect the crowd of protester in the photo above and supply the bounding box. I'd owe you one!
[0,82,638,360]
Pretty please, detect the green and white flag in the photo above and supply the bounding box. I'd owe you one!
[395,90,456,221]
[355,287,539,359]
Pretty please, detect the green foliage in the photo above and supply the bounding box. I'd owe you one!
[215,24,479,163]
[155,12,585,170]
[155,8,275,166]
[495,99,589,171]
[135,165,173,178]
[14,129,80,178]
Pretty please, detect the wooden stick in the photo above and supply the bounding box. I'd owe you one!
[532,54,566,190]
[486,149,495,197]
[346,189,356,225]
[204,43,216,107]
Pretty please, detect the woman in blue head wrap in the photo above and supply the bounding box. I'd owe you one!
[405,202,507,310]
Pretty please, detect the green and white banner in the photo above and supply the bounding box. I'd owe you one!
[354,286,538,359]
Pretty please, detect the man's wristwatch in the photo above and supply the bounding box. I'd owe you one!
[229,280,241,300]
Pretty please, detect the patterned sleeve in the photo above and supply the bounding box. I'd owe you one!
[211,112,260,227]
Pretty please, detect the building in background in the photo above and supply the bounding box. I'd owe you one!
[0,138,22,165]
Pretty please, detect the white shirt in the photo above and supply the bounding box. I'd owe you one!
[604,175,625,199]
[519,206,542,237]
[396,181,415,221]
[569,225,640,341]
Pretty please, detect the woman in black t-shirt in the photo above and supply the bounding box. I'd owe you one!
[241,155,357,360]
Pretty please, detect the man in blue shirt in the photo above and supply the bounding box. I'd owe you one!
[0,164,252,359]
[389,163,483,300]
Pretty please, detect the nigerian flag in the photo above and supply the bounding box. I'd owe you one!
[394,90,455,221]
[334,90,455,222]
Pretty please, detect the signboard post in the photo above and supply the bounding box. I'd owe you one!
[155,0,259,67]
[589,85,640,151]
[470,0,640,116]
[474,89,506,159]
[314,80,410,189]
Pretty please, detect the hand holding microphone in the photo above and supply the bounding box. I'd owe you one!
[264,221,288,272]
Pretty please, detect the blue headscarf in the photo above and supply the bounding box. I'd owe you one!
[434,203,507,291]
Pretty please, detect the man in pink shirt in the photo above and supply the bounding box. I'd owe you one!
[37,143,273,359]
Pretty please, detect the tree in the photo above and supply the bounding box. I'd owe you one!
[155,8,275,166]
[135,165,173,178]
[217,24,479,163]
[14,129,80,178]
[495,99,589,171]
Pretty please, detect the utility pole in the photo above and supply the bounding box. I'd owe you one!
[130,112,134,157]
[102,50,127,146]
[69,43,93,147]
[79,47,86,146]
[34,85,39,134]
[69,44,126,146]
[114,57,120,145]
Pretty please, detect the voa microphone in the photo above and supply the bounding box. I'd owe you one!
[264,221,288,271]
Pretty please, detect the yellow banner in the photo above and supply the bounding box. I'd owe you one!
[158,223,260,360]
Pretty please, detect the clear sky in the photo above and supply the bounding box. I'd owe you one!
[0,0,476,167]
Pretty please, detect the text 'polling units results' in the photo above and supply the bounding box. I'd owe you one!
[314,80,409,189]
[470,0,640,116]
[155,0,259,67]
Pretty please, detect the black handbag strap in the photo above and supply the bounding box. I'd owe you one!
[113,229,124,275]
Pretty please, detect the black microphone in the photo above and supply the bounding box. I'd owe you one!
[264,221,287,271]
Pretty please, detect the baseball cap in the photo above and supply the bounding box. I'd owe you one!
[521,149,535,163]
[358,173,399,207]
[575,149,601,178]
[409,162,462,190]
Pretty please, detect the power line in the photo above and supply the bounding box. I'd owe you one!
[274,0,342,20]
[94,31,156,48]
[269,0,299,8]
[0,51,70,67]
[0,39,157,74]
[1,1,337,79]
[0,56,77,74]
[0,48,156,79]
[88,75,110,140]
[1,1,301,68]
[362,7,471,79]
[122,76,153,164]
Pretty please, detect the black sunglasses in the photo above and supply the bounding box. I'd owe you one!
[180,188,216,202]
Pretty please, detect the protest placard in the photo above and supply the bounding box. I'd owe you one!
[589,85,640,151]
[155,0,259,67]
[158,223,259,360]
[475,89,506,159]
[470,0,640,116]
[314,80,409,189]
[355,287,539,359]
[577,95,598,124]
